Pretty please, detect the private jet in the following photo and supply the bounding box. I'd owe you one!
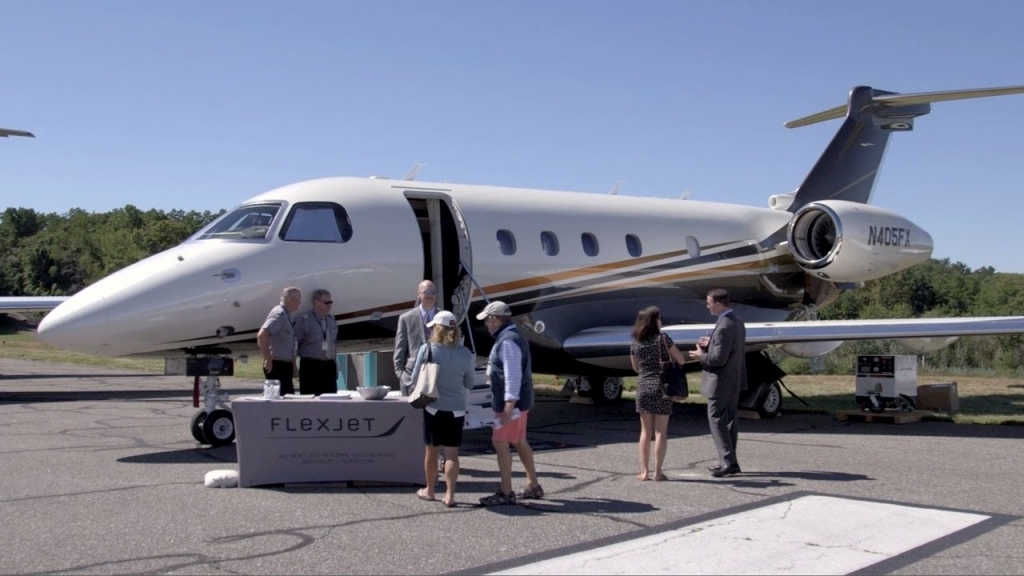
[6,85,1024,446]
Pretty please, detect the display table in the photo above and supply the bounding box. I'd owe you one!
[232,395,424,488]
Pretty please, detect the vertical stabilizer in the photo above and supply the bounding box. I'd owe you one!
[785,84,1024,212]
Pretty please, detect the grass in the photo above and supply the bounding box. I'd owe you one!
[4,319,1023,424]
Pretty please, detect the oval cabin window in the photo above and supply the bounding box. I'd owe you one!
[581,232,599,257]
[497,229,517,256]
[626,234,642,257]
[540,231,559,256]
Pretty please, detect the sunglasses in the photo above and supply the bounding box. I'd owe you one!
[319,300,333,305]
[420,290,437,296]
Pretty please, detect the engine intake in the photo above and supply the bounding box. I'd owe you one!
[787,200,933,283]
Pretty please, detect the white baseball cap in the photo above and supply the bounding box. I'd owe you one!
[475,301,511,320]
[426,310,458,328]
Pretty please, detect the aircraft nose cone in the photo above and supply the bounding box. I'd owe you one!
[36,298,112,356]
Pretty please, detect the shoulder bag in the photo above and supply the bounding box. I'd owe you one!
[409,344,440,409]
[659,334,689,400]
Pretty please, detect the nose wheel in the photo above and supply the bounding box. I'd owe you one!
[191,374,236,447]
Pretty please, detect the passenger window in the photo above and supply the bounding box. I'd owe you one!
[540,231,559,256]
[581,232,599,257]
[280,202,353,243]
[626,234,642,257]
[497,229,517,255]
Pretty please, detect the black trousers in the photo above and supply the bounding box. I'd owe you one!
[263,360,295,396]
[299,358,338,396]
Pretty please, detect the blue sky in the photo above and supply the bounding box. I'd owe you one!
[3,1,1023,271]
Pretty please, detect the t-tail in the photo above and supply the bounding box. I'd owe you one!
[785,85,1024,213]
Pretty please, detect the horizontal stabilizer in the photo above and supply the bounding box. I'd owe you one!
[0,296,68,313]
[785,85,1024,128]
[0,127,35,138]
[562,316,1024,359]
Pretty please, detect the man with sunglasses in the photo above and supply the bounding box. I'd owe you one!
[394,280,439,395]
[294,289,339,395]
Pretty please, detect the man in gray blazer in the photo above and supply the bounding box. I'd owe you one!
[393,280,439,395]
[689,288,747,477]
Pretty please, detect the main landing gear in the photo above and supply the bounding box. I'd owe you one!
[565,375,624,404]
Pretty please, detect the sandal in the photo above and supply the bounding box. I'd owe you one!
[478,491,516,506]
[516,483,545,500]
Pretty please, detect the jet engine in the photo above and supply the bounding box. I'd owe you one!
[786,200,933,283]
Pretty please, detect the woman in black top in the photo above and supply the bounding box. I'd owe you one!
[630,306,688,481]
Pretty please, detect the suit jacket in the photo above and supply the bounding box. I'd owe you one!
[393,306,431,387]
[699,310,747,400]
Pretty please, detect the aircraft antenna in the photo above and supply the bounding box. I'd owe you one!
[402,163,426,181]
[607,180,624,195]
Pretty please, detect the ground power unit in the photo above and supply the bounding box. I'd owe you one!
[854,355,918,412]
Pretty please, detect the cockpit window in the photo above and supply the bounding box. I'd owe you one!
[194,204,280,240]
[280,202,354,243]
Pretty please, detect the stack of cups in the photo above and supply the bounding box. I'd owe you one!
[263,379,281,399]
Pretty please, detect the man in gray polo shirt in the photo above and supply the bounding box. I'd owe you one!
[294,289,339,395]
[257,286,301,396]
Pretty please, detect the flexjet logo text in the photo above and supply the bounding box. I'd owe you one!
[268,416,405,438]
[867,226,911,247]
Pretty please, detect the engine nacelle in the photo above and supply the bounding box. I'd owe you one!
[895,336,959,353]
[787,200,933,283]
[768,192,796,211]
[779,340,844,359]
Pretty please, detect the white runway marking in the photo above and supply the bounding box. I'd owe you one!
[492,495,989,575]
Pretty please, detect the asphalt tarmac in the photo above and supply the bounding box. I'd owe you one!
[1,358,1023,575]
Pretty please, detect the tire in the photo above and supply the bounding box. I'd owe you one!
[593,376,624,404]
[201,409,235,447]
[190,411,208,444]
[756,382,783,419]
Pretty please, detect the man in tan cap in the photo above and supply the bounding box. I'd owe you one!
[475,301,544,506]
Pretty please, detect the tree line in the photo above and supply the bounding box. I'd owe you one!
[1,206,223,296]
[2,205,1022,372]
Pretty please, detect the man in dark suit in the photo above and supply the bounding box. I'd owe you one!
[689,288,747,477]
[393,280,438,395]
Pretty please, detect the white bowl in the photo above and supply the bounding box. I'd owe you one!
[356,386,391,400]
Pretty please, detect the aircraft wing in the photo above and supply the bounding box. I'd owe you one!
[0,297,68,313]
[562,316,1024,358]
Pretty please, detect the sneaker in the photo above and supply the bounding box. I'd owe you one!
[479,491,516,506]
[516,484,544,500]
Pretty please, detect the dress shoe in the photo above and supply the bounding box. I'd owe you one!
[711,465,741,478]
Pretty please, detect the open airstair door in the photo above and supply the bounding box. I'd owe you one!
[404,192,473,324]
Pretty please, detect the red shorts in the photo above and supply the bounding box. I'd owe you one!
[492,410,529,444]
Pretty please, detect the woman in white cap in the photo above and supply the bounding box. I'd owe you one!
[409,310,475,507]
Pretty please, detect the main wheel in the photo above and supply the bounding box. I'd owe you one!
[594,376,624,404]
[190,411,208,444]
[201,409,235,447]
[756,382,783,419]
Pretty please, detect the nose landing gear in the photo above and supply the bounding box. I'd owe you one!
[178,354,236,447]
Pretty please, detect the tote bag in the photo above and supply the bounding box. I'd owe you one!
[659,334,689,400]
[408,344,440,409]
